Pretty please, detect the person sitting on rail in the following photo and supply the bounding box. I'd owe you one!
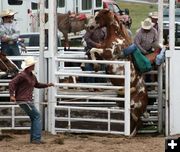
[0,9,21,68]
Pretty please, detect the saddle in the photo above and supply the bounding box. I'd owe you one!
[69,13,86,21]
[145,48,161,64]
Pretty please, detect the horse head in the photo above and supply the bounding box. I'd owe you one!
[0,52,19,78]
[95,9,115,27]
[89,9,149,136]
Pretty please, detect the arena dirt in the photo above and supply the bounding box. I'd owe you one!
[0,131,165,152]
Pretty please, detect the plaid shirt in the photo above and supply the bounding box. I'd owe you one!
[84,27,106,51]
[9,71,48,102]
[134,27,158,54]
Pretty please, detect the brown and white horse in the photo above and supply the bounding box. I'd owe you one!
[89,9,148,136]
[0,52,19,78]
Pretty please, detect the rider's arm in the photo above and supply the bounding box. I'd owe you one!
[134,31,148,54]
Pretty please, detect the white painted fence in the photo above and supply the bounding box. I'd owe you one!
[47,54,131,136]
[0,48,164,136]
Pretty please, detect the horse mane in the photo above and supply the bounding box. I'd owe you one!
[96,9,132,48]
[113,13,132,46]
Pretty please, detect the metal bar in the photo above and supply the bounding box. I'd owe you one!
[55,128,124,135]
[56,71,125,78]
[124,62,130,136]
[68,108,71,130]
[165,56,170,136]
[56,58,127,64]
[55,95,124,101]
[55,106,124,112]
[55,117,124,124]
[57,101,117,105]
[56,83,123,90]
[108,109,111,132]
[12,106,15,129]
[0,127,30,130]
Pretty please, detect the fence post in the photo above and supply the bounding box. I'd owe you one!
[47,0,57,134]
[124,62,131,136]
[48,58,56,134]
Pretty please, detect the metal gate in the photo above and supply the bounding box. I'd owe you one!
[47,51,131,135]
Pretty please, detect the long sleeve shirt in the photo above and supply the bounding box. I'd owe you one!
[9,71,48,102]
[134,27,158,54]
[84,27,107,51]
[0,22,20,43]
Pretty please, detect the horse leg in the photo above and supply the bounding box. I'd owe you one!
[130,89,148,136]
[130,108,141,137]
[89,48,103,72]
[63,33,70,51]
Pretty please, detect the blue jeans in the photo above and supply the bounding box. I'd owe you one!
[19,102,42,142]
[80,63,95,83]
[123,43,137,56]
[79,63,106,83]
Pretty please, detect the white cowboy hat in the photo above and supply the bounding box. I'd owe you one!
[0,9,17,17]
[141,18,153,30]
[21,56,37,70]
[148,12,153,17]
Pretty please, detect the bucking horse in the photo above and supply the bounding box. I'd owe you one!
[89,9,149,136]
[0,52,19,79]
[0,52,19,101]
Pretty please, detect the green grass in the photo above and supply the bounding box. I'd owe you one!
[117,1,158,36]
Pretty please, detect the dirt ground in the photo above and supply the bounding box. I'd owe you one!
[0,131,165,152]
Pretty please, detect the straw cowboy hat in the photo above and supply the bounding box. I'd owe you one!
[21,56,37,70]
[150,11,158,19]
[141,18,153,30]
[0,9,17,17]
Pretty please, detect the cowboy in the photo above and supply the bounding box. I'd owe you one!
[9,56,54,144]
[0,9,21,68]
[134,18,159,55]
[80,13,107,91]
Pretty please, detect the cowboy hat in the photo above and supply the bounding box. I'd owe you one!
[21,56,37,70]
[150,11,158,19]
[141,18,153,30]
[0,9,17,17]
